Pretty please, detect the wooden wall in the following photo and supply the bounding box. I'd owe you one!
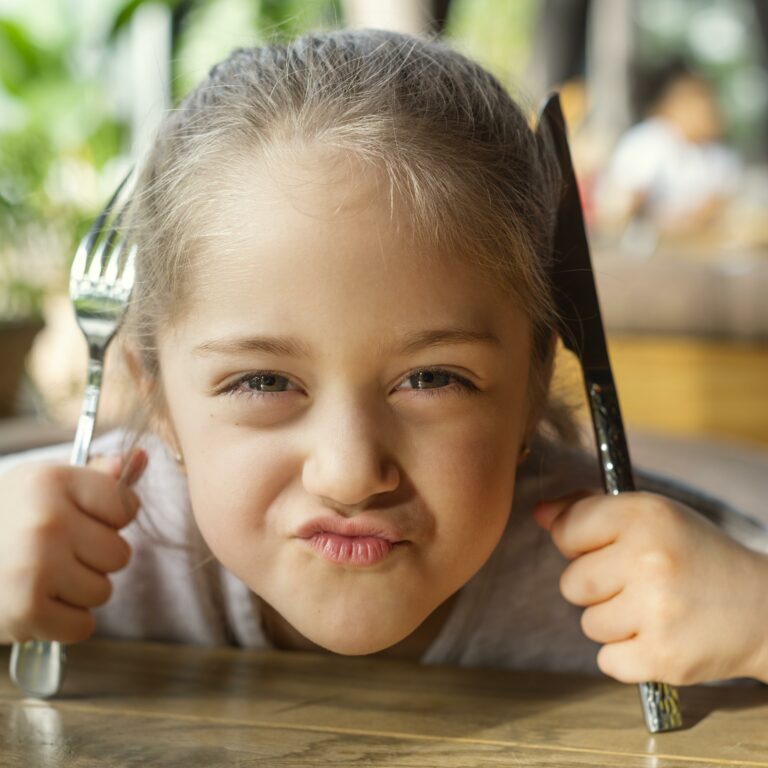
[552,335,768,448]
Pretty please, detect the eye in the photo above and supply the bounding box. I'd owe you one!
[219,367,478,402]
[223,371,298,399]
[397,368,478,399]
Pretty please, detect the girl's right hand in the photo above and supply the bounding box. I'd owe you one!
[0,449,146,645]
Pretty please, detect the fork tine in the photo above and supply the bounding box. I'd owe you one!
[102,237,123,285]
[101,204,130,284]
[70,237,90,283]
[119,243,137,291]
[88,206,128,282]
[95,168,133,231]
[87,236,107,281]
[73,168,134,282]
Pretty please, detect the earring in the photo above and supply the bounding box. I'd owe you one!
[518,444,531,464]
[174,450,184,466]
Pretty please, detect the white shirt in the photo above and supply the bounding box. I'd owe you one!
[2,429,767,679]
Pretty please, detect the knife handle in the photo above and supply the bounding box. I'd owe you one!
[586,373,635,494]
[585,371,683,733]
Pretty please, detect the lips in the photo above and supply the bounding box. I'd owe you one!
[294,516,408,567]
[294,516,406,544]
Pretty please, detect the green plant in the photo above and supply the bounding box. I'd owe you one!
[0,11,128,321]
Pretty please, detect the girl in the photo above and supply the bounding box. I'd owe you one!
[1,29,767,687]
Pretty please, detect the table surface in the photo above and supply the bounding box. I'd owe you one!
[1,641,767,767]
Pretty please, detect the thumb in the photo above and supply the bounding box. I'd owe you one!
[532,499,569,531]
[532,489,596,531]
[87,453,123,479]
[88,449,148,485]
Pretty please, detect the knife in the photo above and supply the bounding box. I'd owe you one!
[536,92,683,733]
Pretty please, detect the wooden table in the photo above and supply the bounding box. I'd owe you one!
[1,641,767,767]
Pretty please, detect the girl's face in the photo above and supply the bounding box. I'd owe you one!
[156,146,532,655]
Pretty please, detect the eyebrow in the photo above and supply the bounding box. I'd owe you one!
[193,328,502,358]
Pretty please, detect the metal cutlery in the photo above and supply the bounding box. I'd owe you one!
[536,93,683,733]
[9,170,136,699]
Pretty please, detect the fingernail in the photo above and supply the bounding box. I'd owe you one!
[532,501,559,530]
[124,449,148,485]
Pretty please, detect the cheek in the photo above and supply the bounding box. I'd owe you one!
[159,368,289,541]
[183,433,293,564]
[414,404,524,561]
[441,427,518,530]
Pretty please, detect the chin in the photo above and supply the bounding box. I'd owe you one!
[309,627,410,656]
[287,603,424,656]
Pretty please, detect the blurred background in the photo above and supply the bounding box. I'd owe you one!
[2,0,768,455]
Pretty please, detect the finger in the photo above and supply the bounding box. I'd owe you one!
[580,591,639,645]
[559,544,625,607]
[54,561,113,609]
[122,449,148,486]
[63,467,141,529]
[88,449,147,485]
[596,638,654,685]
[542,494,625,560]
[29,600,96,645]
[72,514,131,573]
[532,489,595,531]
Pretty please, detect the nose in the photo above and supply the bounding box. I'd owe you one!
[301,398,400,509]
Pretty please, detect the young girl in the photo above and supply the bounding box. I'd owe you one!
[1,29,767,687]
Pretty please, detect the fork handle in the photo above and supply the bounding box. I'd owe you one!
[10,358,104,698]
[70,358,104,467]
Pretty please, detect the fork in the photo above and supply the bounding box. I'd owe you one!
[9,171,136,699]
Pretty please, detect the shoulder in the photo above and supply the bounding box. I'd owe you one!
[508,435,603,523]
[91,431,231,643]
[525,430,768,551]
[429,432,768,674]
[0,427,266,646]
[0,425,198,557]
[421,437,602,674]
[629,431,768,553]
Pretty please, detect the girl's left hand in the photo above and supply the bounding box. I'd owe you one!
[533,491,768,685]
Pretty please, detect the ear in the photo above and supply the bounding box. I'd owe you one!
[122,342,185,472]
[522,329,559,440]
[122,342,153,398]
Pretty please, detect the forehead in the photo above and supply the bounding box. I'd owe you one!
[177,143,526,347]
[194,142,404,263]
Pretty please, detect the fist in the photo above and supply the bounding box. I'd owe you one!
[534,491,768,686]
[0,450,146,645]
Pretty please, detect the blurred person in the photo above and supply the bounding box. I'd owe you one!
[595,61,742,246]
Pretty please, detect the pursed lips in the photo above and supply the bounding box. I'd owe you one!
[294,515,408,543]
[292,515,411,567]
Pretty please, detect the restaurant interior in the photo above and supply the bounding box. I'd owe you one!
[2,0,768,456]
[2,2,768,764]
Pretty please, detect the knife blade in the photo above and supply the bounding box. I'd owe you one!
[536,92,683,733]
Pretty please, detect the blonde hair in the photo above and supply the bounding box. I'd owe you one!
[123,28,567,437]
